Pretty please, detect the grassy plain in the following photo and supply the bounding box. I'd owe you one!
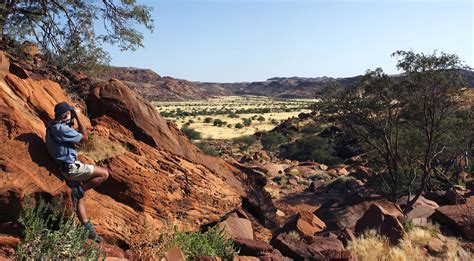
[154,96,316,139]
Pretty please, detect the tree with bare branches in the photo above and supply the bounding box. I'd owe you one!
[319,51,473,212]
[0,0,153,70]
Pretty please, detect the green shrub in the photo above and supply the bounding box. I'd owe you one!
[280,135,342,166]
[261,132,288,151]
[309,172,331,181]
[242,118,252,126]
[213,119,225,127]
[17,197,102,260]
[233,135,257,146]
[203,117,213,123]
[301,124,324,134]
[235,123,244,129]
[170,226,238,260]
[181,126,201,140]
[196,142,219,156]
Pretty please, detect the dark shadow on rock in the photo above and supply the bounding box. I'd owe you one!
[14,133,64,182]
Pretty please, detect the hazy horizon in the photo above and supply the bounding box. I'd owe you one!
[104,0,473,82]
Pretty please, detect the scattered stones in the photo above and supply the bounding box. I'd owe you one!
[288,178,298,186]
[427,237,444,254]
[308,180,325,192]
[270,233,353,261]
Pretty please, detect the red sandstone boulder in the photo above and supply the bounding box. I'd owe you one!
[270,233,354,261]
[0,235,19,259]
[434,204,474,241]
[86,78,244,193]
[280,211,326,238]
[219,217,254,240]
[355,203,407,245]
[397,195,439,223]
[164,247,186,261]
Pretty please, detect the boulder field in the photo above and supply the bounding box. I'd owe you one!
[1,51,473,260]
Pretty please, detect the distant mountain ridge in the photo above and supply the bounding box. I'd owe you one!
[97,67,474,101]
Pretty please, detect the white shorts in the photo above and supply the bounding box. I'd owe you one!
[62,161,95,182]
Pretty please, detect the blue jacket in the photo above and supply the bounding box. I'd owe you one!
[46,122,83,164]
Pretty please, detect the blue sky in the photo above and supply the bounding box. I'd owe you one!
[105,0,473,82]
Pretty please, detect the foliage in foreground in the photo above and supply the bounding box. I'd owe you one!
[127,221,238,261]
[17,197,102,260]
[171,226,238,260]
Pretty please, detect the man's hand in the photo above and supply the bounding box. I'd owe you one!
[74,108,81,118]
[74,107,89,142]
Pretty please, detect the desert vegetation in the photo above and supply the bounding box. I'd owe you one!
[154,96,315,139]
[16,197,103,260]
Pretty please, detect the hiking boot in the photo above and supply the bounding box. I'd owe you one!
[71,185,84,208]
[84,221,103,243]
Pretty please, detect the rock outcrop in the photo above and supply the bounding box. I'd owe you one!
[0,52,241,245]
[86,78,245,194]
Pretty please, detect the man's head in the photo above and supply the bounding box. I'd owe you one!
[54,102,75,122]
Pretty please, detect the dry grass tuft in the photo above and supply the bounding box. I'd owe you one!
[348,230,389,261]
[349,227,473,261]
[124,217,174,260]
[79,135,127,161]
[409,227,431,247]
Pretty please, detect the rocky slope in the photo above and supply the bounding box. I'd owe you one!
[0,51,251,247]
[94,67,213,101]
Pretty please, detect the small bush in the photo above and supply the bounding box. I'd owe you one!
[279,135,342,166]
[213,119,225,127]
[301,124,324,134]
[181,126,202,140]
[261,132,288,151]
[309,172,331,181]
[203,117,213,123]
[17,197,102,260]
[170,226,238,260]
[235,123,244,129]
[233,135,257,146]
[196,142,219,156]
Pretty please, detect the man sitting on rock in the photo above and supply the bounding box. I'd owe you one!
[45,101,109,242]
